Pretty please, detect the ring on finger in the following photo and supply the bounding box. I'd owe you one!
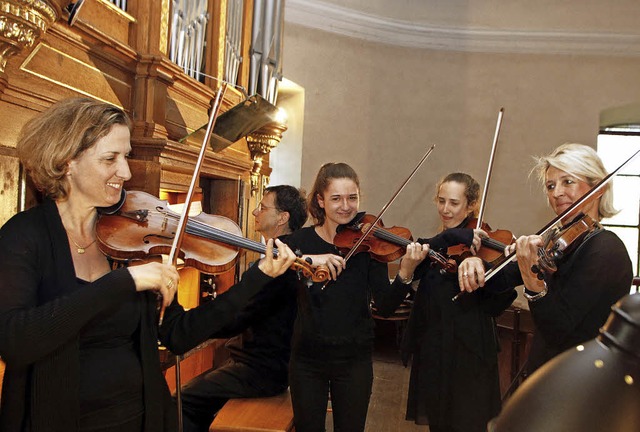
[463,272,468,277]
[167,279,174,289]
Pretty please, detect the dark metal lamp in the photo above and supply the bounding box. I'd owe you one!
[488,293,640,431]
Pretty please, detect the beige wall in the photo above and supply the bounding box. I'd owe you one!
[283,23,640,237]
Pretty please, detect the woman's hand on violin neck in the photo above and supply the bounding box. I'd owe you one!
[471,229,488,254]
[258,239,298,278]
[504,243,516,256]
[399,242,430,276]
[302,253,345,280]
[128,262,179,307]
[514,235,545,288]
[458,257,485,293]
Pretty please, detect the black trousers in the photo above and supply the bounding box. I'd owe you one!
[289,350,373,432]
[178,359,288,432]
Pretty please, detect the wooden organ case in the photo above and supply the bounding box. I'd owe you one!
[0,0,283,395]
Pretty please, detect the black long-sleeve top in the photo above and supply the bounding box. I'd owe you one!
[213,269,297,382]
[283,227,412,359]
[486,228,633,373]
[0,199,276,432]
[159,260,298,384]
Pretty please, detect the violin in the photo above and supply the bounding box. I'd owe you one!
[532,213,600,279]
[446,218,514,266]
[96,190,329,282]
[334,212,458,273]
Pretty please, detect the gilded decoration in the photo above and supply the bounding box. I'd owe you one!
[246,121,287,196]
[0,0,57,72]
[159,0,169,55]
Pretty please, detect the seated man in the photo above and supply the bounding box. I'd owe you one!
[180,185,307,432]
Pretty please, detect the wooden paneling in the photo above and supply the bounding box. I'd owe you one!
[76,0,135,46]
[20,42,133,106]
[0,154,20,226]
[0,358,4,402]
[178,267,201,310]
[496,306,535,398]
[163,341,219,394]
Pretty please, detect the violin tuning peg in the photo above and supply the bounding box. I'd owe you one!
[531,264,540,274]
[305,256,313,265]
[294,248,303,258]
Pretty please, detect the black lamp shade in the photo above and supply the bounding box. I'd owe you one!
[488,293,640,432]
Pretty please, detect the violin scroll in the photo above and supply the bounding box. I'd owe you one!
[532,213,599,279]
[291,258,330,282]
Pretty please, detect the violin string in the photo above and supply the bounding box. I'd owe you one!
[370,226,451,264]
[370,226,411,246]
[162,212,270,255]
[186,219,269,254]
[181,214,314,272]
[481,237,508,251]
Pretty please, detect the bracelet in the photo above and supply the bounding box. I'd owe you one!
[523,282,548,302]
[397,273,413,285]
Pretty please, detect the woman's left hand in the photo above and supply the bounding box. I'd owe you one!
[301,253,345,280]
[398,242,430,281]
[470,229,488,255]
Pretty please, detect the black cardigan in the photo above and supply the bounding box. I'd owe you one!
[0,199,274,431]
[490,229,632,373]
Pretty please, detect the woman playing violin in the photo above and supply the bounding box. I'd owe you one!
[459,143,633,375]
[402,172,516,432]
[0,98,297,432]
[283,162,430,432]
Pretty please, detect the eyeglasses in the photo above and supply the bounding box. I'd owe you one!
[255,203,279,212]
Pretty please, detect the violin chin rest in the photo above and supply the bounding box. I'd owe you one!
[97,189,127,215]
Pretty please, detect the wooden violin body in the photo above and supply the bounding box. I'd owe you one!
[447,218,514,266]
[96,190,241,274]
[533,213,599,278]
[335,212,458,273]
[96,190,329,281]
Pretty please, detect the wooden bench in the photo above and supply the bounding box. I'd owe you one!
[209,389,295,432]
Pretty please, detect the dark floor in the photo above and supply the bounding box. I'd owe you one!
[325,319,429,431]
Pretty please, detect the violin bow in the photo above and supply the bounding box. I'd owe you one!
[321,145,435,288]
[161,83,228,323]
[162,83,227,432]
[340,145,436,265]
[482,146,640,283]
[475,107,504,229]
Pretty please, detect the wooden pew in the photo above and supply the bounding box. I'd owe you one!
[209,389,295,432]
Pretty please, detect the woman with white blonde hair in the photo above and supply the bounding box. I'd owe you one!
[532,142,617,219]
[457,142,632,375]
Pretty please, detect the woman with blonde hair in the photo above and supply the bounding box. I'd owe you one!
[459,143,633,375]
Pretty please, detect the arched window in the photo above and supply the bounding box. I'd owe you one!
[597,102,640,293]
